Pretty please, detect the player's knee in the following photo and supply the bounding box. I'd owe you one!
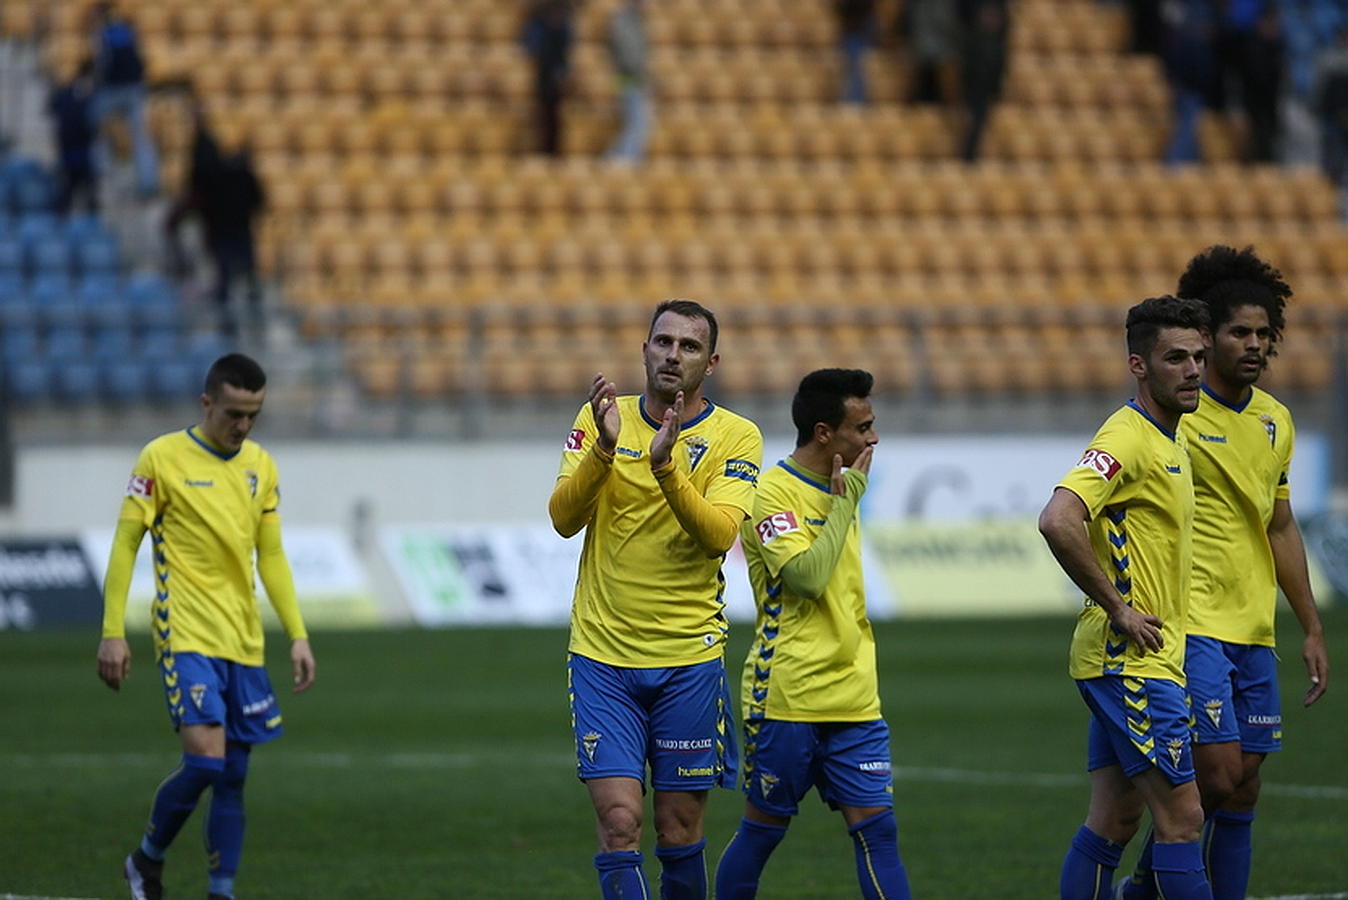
[596,805,643,851]
[1226,771,1261,812]
[1154,798,1205,843]
[1197,759,1242,810]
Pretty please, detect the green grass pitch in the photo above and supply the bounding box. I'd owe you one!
[2,609,1344,898]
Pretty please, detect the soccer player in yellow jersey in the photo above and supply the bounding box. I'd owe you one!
[1039,296,1214,900]
[549,299,763,899]
[1118,247,1330,900]
[715,368,911,900]
[96,354,315,900]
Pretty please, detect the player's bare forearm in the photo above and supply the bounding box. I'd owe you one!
[1268,501,1328,703]
[1039,489,1163,651]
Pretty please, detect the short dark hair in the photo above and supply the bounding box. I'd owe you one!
[649,299,718,353]
[1125,295,1209,357]
[204,353,266,397]
[792,368,874,447]
[1177,245,1289,355]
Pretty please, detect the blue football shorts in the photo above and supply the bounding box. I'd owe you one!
[741,719,893,818]
[1078,675,1195,784]
[568,653,738,791]
[160,651,284,745]
[1186,635,1282,753]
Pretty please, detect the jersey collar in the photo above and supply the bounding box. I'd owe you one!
[1200,382,1253,413]
[637,395,716,431]
[186,426,240,461]
[1125,400,1176,442]
[778,458,831,494]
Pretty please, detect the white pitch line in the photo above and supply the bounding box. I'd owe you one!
[0,894,102,900]
[1250,894,1348,900]
[3,753,1346,799]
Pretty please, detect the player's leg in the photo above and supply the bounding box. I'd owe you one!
[1065,678,1153,900]
[1062,764,1138,900]
[647,657,738,900]
[822,720,910,900]
[127,652,229,899]
[569,654,653,898]
[204,658,284,900]
[1203,644,1280,900]
[715,718,814,899]
[1126,676,1211,900]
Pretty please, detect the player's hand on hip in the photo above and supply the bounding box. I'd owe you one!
[588,372,620,453]
[1302,631,1329,706]
[291,638,316,693]
[96,637,132,691]
[649,391,684,469]
[1113,607,1164,653]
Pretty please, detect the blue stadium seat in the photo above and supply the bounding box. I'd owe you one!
[62,212,107,243]
[0,270,25,302]
[1,325,41,360]
[52,358,101,403]
[139,327,182,362]
[2,358,53,404]
[0,236,22,274]
[28,234,74,275]
[46,326,88,361]
[92,324,135,361]
[125,273,183,328]
[103,358,150,403]
[28,273,72,304]
[10,171,55,214]
[76,274,122,305]
[75,234,121,276]
[149,357,199,400]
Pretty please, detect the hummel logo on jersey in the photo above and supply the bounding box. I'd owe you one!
[126,475,154,498]
[582,731,601,762]
[1198,433,1227,443]
[1076,449,1122,480]
[190,684,208,710]
[1205,699,1222,728]
[755,511,799,544]
[1167,738,1185,768]
[185,479,214,487]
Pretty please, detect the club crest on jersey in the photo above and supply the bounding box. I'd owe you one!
[755,511,800,544]
[1076,449,1122,481]
[582,731,601,762]
[1258,414,1276,447]
[190,684,208,710]
[684,435,709,472]
[244,469,258,497]
[1204,699,1223,728]
[758,772,779,798]
[1167,738,1185,768]
[565,428,585,452]
[126,474,154,498]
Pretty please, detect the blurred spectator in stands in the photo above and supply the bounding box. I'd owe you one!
[606,0,652,163]
[522,0,575,157]
[48,58,99,214]
[1313,26,1348,196]
[166,100,265,338]
[836,0,878,104]
[1128,0,1165,57]
[1240,4,1284,162]
[88,2,158,197]
[898,0,960,105]
[1161,0,1219,164]
[959,0,1008,161]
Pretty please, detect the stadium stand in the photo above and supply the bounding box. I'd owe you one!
[5,0,1346,406]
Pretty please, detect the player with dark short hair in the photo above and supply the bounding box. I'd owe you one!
[97,353,315,900]
[1117,247,1330,900]
[549,299,763,899]
[715,368,912,900]
[1039,296,1215,900]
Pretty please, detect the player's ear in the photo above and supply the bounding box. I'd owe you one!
[813,421,832,446]
[705,351,719,376]
[1127,352,1147,382]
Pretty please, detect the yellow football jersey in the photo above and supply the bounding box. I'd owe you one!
[1058,402,1195,684]
[120,427,282,666]
[1182,385,1295,646]
[740,460,880,722]
[558,395,763,667]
